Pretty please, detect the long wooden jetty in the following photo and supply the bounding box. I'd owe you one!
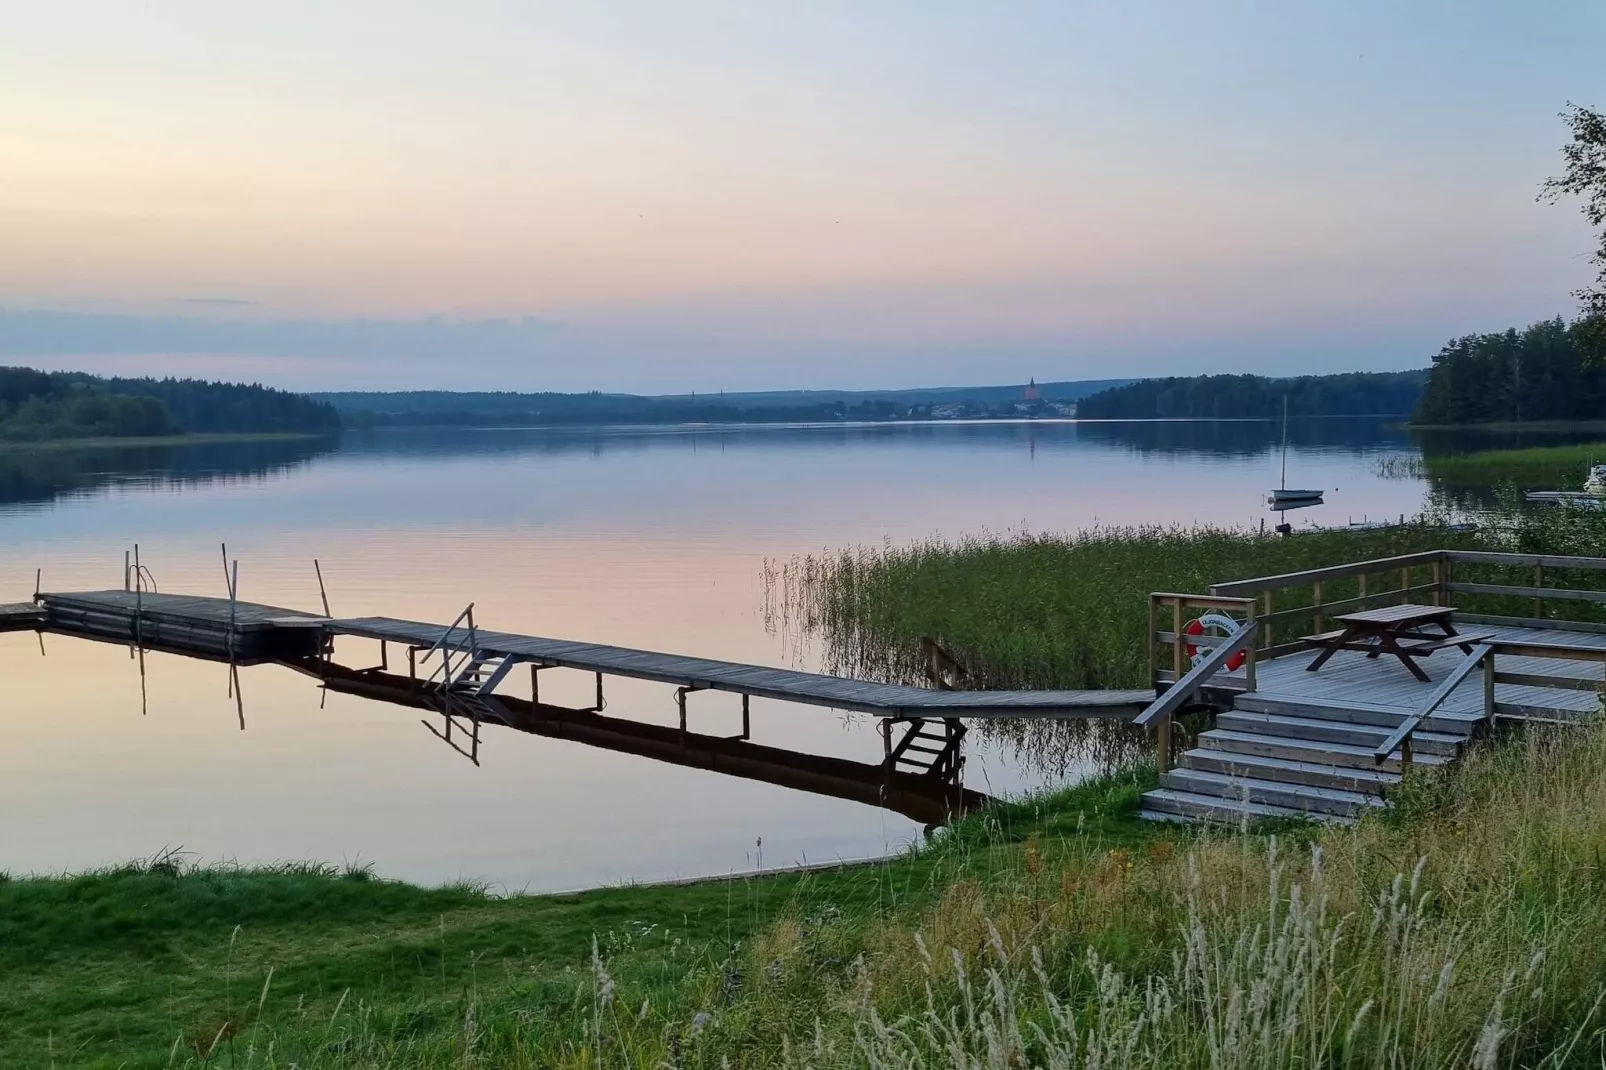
[23,587,1151,826]
[35,590,1151,720]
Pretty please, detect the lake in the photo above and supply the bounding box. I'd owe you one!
[0,418,1572,891]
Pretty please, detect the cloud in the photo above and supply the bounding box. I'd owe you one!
[0,309,563,361]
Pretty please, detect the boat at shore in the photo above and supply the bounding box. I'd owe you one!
[1524,464,1606,504]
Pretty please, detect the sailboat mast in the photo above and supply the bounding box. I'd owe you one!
[1280,395,1288,491]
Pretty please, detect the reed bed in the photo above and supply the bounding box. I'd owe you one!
[764,523,1483,694]
[1377,442,1606,487]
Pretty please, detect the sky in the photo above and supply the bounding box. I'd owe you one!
[1,1,1603,393]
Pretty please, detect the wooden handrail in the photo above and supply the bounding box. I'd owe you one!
[1211,551,1446,596]
[1373,644,1490,765]
[1374,637,1606,764]
[1136,619,1258,729]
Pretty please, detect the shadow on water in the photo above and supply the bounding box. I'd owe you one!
[0,436,339,512]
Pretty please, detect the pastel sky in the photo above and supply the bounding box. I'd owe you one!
[2,1,1602,392]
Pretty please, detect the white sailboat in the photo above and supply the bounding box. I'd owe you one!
[1267,396,1323,506]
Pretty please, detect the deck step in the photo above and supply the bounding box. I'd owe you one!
[1180,748,1402,794]
[1160,769,1383,816]
[1215,711,1466,757]
[1196,728,1449,773]
[1232,693,1481,735]
[1138,788,1353,826]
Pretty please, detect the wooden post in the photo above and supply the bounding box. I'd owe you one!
[1163,599,1182,775]
[1430,560,1442,606]
[1244,598,1258,692]
[1358,572,1368,610]
[1534,563,1545,619]
[1483,651,1496,727]
[1147,595,1158,692]
[1399,566,1411,603]
[1440,556,1452,606]
[1262,591,1274,651]
[1312,580,1324,634]
[531,664,540,708]
[1400,736,1413,771]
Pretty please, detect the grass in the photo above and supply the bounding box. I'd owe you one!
[10,726,1606,1066]
[763,521,1488,694]
[0,432,330,453]
[1378,442,1606,487]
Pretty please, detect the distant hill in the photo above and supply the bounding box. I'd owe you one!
[1076,371,1427,420]
[314,379,1134,426]
[0,367,341,442]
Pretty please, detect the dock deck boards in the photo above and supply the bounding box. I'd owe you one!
[1237,623,1606,718]
[0,602,44,632]
[326,615,1152,719]
[30,591,1152,719]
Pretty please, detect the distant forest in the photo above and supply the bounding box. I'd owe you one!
[0,367,341,442]
[1412,317,1606,424]
[316,379,1131,426]
[1075,370,1427,420]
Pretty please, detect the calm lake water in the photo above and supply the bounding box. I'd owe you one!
[0,418,1568,890]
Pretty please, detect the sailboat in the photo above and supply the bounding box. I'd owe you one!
[1267,396,1323,506]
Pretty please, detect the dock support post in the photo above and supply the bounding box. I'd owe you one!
[315,559,331,618]
[596,671,604,712]
[741,693,750,739]
[531,664,541,708]
[1483,651,1497,727]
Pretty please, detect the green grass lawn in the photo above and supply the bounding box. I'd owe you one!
[0,773,1159,1068]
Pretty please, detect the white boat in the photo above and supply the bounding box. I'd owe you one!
[1267,398,1324,506]
[1524,464,1606,504]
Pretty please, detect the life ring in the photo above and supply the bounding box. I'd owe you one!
[1185,613,1246,671]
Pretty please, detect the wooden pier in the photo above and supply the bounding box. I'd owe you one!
[23,546,1606,830]
[24,586,1151,826]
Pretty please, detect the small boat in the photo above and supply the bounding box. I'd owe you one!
[1267,397,1323,505]
[1525,464,1606,504]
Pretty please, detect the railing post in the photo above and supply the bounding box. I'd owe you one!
[1430,560,1442,606]
[1483,649,1496,727]
[1263,591,1274,650]
[1147,595,1159,692]
[1312,580,1324,634]
[1244,598,1258,692]
[1534,563,1545,619]
[1399,566,1411,603]
[1358,572,1368,610]
[1164,599,1183,775]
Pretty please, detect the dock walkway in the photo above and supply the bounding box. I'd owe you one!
[328,615,1152,720]
[30,591,1152,720]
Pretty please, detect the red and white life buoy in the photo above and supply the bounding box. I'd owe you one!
[1185,613,1246,671]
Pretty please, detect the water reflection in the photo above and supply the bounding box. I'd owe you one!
[0,436,336,513]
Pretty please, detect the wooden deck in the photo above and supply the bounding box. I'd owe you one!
[28,591,1152,720]
[327,615,1153,720]
[1223,622,1606,720]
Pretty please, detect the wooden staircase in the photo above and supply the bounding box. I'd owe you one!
[1139,694,1482,824]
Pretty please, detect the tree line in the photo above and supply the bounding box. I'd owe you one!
[1412,317,1606,424]
[0,367,341,441]
[1075,370,1426,419]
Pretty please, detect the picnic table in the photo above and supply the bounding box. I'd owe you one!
[1303,604,1493,682]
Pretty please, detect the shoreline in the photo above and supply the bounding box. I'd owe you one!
[0,430,332,453]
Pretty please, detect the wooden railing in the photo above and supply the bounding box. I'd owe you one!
[1149,592,1258,689]
[1374,638,1606,766]
[1137,618,1259,774]
[1207,550,1606,663]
